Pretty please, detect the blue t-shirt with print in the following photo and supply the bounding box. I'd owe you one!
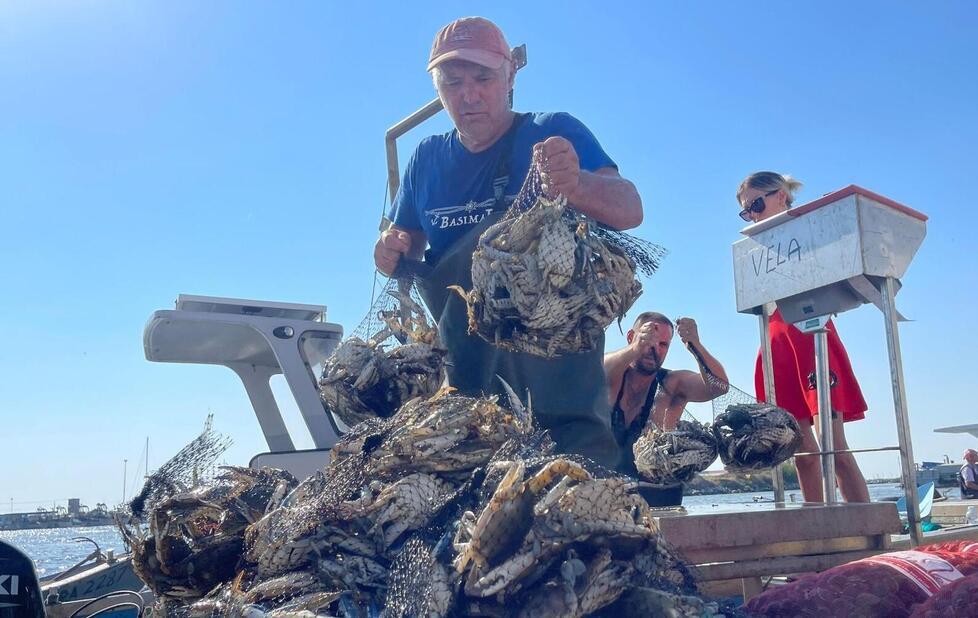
[388,111,616,263]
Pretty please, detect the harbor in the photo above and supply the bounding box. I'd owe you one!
[3,4,977,617]
[0,500,116,532]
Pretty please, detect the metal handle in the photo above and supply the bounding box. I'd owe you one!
[795,445,902,457]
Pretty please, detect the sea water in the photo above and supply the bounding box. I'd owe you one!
[0,483,916,576]
[0,525,130,579]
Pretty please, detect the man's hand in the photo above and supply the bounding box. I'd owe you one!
[534,137,581,200]
[374,228,412,276]
[629,321,656,360]
[676,317,701,348]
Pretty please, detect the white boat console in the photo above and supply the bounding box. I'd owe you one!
[143,295,344,462]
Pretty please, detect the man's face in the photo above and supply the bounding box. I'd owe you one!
[629,321,673,375]
[434,59,513,150]
[967,451,978,464]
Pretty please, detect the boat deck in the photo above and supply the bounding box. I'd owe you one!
[653,501,978,600]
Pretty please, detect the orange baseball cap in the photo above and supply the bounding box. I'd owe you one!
[427,17,511,72]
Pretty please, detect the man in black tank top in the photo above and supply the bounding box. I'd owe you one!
[604,312,729,506]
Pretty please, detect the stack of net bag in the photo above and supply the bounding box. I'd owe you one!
[457,163,666,358]
[319,271,446,428]
[121,385,741,617]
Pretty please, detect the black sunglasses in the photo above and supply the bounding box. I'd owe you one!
[739,189,779,222]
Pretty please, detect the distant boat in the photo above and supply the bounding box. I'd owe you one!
[38,537,143,610]
[896,481,936,520]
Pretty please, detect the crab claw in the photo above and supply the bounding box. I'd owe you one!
[496,375,533,430]
[446,284,469,301]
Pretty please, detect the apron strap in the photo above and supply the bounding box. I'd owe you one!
[492,112,530,210]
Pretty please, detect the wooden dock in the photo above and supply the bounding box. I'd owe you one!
[929,498,977,525]
[652,502,978,600]
[655,503,901,599]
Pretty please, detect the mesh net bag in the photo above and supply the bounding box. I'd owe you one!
[124,388,736,616]
[457,161,666,358]
[320,271,446,427]
[709,378,803,472]
[911,572,978,618]
[624,341,801,480]
[632,419,719,486]
[116,418,315,606]
[911,547,978,618]
[124,414,232,520]
[745,544,978,617]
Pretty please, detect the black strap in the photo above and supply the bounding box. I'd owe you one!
[636,368,669,431]
[615,368,669,433]
[613,369,628,408]
[491,112,530,210]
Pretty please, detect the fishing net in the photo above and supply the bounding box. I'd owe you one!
[119,465,295,605]
[385,534,456,617]
[124,414,232,520]
[457,160,667,357]
[633,419,719,486]
[708,377,803,472]
[319,270,446,427]
[125,389,733,615]
[641,341,802,474]
[623,340,801,482]
[242,451,379,578]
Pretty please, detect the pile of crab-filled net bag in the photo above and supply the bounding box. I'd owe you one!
[119,386,744,616]
[454,163,666,358]
[744,541,978,617]
[630,363,804,487]
[318,271,447,428]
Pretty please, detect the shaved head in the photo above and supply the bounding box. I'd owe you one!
[633,311,673,331]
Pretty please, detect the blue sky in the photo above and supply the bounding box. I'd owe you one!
[2,2,976,509]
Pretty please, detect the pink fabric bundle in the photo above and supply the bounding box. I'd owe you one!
[744,542,978,617]
[911,542,978,617]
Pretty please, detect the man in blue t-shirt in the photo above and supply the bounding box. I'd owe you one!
[372,17,643,468]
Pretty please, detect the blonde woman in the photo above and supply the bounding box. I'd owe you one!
[737,171,870,503]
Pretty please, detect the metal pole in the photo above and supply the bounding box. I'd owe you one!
[122,459,128,504]
[759,310,786,502]
[384,98,444,203]
[881,276,922,545]
[814,330,837,503]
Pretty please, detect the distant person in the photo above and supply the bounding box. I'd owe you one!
[960,449,978,499]
[603,312,728,506]
[736,171,870,504]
